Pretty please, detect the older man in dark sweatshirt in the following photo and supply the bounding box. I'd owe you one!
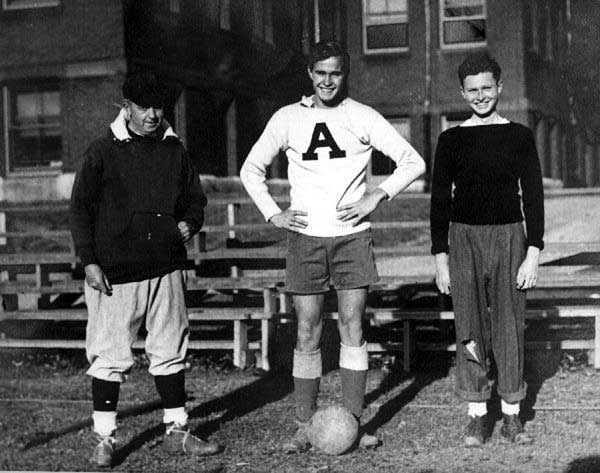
[70,72,219,467]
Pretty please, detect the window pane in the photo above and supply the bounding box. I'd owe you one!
[366,23,408,49]
[16,93,40,120]
[9,86,62,171]
[3,0,59,9]
[443,19,485,44]
[388,0,407,14]
[41,91,60,117]
[367,0,387,15]
[444,0,483,17]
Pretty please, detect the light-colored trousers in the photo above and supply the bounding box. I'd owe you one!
[85,269,189,382]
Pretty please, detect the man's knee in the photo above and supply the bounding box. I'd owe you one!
[296,321,321,351]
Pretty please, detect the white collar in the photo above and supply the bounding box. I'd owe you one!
[460,115,510,127]
[109,108,179,142]
[300,95,348,108]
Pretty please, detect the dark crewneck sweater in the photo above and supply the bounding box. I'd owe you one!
[430,122,544,255]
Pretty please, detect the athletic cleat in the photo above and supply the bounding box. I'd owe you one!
[282,421,311,453]
[500,414,533,444]
[357,430,380,449]
[90,432,116,468]
[463,415,487,447]
[163,422,221,456]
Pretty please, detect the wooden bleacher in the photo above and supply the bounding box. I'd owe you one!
[0,197,599,371]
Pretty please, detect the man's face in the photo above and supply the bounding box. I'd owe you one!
[308,56,346,108]
[124,100,164,136]
[460,72,502,118]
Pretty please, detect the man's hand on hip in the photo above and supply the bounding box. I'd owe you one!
[336,188,388,226]
[269,209,308,232]
[85,264,112,295]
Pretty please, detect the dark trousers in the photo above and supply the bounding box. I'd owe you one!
[449,222,527,403]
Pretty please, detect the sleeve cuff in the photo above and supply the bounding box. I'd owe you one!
[78,247,98,267]
[377,182,396,201]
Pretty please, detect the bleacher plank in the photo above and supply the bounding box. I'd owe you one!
[1,198,600,372]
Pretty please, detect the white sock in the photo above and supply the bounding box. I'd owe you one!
[92,411,117,437]
[163,407,188,426]
[467,402,487,418]
[501,399,520,416]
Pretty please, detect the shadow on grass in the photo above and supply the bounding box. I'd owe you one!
[112,372,293,467]
[362,352,453,435]
[564,455,600,473]
[20,399,162,451]
[520,348,563,423]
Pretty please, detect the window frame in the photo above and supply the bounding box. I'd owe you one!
[2,82,63,176]
[439,0,487,50]
[2,0,59,10]
[362,0,409,55]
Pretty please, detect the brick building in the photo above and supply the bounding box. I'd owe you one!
[317,0,584,188]
[0,0,596,204]
[0,0,312,202]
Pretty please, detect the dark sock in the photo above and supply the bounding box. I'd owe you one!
[92,377,120,412]
[340,368,367,418]
[293,377,320,422]
[154,370,186,409]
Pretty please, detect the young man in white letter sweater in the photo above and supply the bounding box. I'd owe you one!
[241,41,425,452]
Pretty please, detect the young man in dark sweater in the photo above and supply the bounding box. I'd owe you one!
[430,53,544,446]
[70,72,220,467]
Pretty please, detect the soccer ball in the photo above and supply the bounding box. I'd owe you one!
[308,404,358,455]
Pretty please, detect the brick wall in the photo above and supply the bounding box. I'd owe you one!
[0,0,124,69]
[62,75,125,172]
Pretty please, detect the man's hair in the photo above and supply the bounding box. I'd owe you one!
[457,52,502,86]
[122,71,166,109]
[308,41,349,73]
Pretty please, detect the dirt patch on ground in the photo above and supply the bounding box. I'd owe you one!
[1,350,599,473]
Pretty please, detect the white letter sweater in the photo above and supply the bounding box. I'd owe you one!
[240,96,425,237]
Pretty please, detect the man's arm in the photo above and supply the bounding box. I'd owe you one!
[517,127,545,290]
[369,114,426,199]
[430,132,453,294]
[337,112,425,226]
[240,109,308,230]
[178,149,208,241]
[70,142,111,294]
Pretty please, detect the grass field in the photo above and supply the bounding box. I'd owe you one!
[1,349,600,473]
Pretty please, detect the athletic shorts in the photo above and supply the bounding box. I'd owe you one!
[285,229,379,294]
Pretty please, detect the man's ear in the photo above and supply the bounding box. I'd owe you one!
[459,86,466,100]
[307,66,313,80]
[497,79,504,94]
[122,99,131,119]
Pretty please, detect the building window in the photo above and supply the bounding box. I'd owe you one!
[2,0,59,9]
[253,0,274,44]
[371,118,410,176]
[220,0,231,30]
[2,83,62,174]
[362,0,409,54]
[440,0,486,48]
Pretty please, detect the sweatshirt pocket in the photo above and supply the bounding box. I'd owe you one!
[126,212,182,259]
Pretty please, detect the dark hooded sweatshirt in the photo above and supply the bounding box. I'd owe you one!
[70,111,207,284]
